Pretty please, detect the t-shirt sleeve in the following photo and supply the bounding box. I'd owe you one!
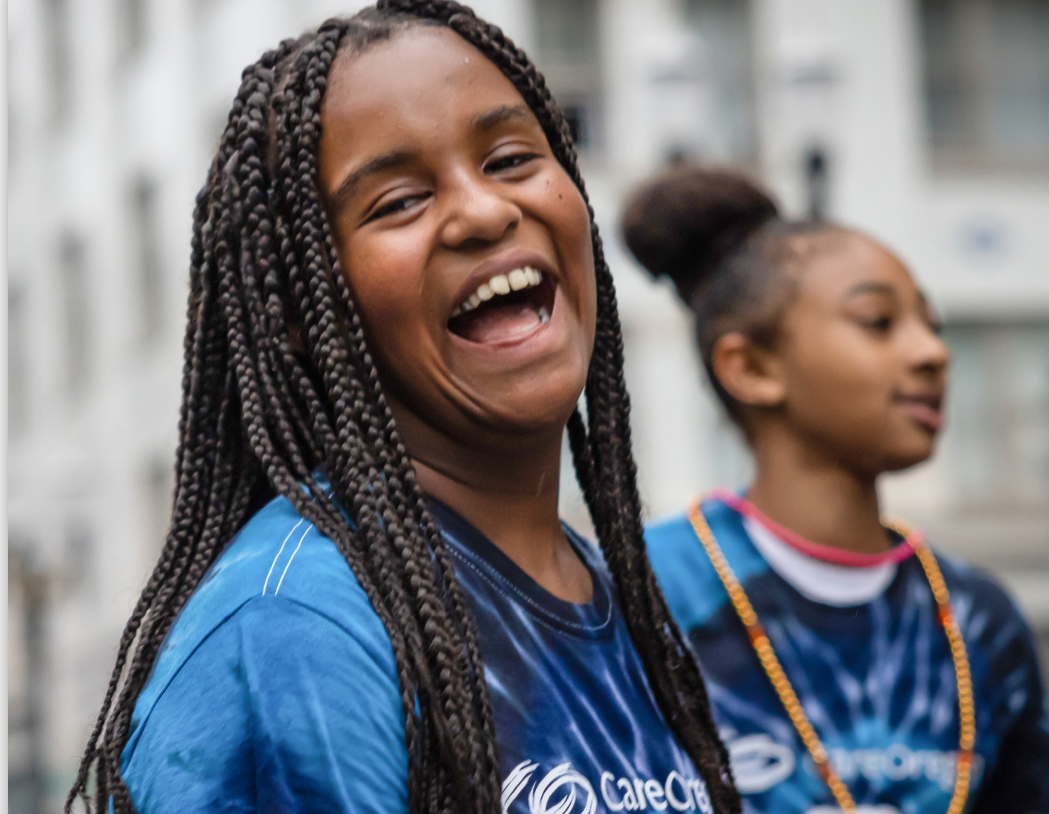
[970,617,1049,814]
[121,596,409,814]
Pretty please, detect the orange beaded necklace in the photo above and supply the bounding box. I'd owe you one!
[686,496,975,814]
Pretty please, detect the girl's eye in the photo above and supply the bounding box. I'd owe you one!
[862,315,893,334]
[362,193,429,224]
[485,152,540,174]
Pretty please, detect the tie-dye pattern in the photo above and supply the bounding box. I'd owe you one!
[430,499,713,814]
[119,491,712,814]
[646,498,1049,814]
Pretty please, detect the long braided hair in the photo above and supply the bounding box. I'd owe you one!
[69,3,740,813]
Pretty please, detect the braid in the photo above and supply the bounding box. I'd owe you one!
[69,3,740,813]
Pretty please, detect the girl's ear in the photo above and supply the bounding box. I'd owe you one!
[710,332,787,409]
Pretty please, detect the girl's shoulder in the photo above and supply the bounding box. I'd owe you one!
[122,496,408,812]
[126,495,398,751]
[930,549,1038,643]
[645,499,770,632]
[162,494,387,657]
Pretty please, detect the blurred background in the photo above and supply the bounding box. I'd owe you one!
[7,0,1049,810]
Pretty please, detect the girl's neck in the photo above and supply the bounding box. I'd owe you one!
[394,407,592,603]
[747,430,891,556]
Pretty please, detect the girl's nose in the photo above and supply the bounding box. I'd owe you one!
[910,320,951,373]
[439,173,522,249]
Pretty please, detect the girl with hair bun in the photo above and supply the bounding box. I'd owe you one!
[68,7,741,814]
[622,167,1049,814]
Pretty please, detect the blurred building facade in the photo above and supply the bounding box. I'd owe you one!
[8,0,1048,810]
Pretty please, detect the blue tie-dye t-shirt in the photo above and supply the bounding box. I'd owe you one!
[119,491,714,814]
[646,496,1049,814]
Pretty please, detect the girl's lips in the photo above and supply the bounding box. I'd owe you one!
[448,252,559,323]
[447,271,557,346]
[446,279,564,357]
[897,399,943,432]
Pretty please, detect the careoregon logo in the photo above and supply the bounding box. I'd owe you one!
[503,761,597,814]
[727,733,795,793]
[502,760,713,814]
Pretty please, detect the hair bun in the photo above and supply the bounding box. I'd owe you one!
[620,167,779,303]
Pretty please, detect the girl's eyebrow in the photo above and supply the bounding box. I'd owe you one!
[470,103,533,132]
[331,150,414,211]
[844,281,896,299]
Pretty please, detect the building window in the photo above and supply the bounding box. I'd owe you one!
[683,0,758,164]
[9,285,30,434]
[919,0,1049,169]
[940,322,1049,511]
[119,0,147,61]
[8,541,48,814]
[145,456,174,558]
[533,0,603,152]
[131,176,164,341]
[65,519,95,594]
[60,232,91,397]
[45,0,72,124]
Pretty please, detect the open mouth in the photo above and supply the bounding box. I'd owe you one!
[895,393,944,432]
[447,266,556,344]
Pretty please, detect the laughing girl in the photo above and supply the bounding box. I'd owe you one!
[67,4,739,814]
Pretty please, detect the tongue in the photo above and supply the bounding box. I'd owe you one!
[454,302,543,344]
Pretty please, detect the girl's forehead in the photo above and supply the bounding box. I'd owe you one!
[324,26,523,122]
[317,25,540,204]
[797,232,918,301]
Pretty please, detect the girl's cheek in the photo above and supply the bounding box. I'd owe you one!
[792,331,877,406]
[561,186,593,248]
[548,182,596,299]
[348,238,427,322]
[530,168,588,238]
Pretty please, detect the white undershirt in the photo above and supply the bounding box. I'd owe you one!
[742,516,898,607]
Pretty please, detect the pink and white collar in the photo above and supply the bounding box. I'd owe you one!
[708,488,922,568]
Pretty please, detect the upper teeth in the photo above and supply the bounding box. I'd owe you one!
[450,267,544,318]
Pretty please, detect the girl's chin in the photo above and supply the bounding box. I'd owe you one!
[465,383,585,436]
[879,441,937,473]
[443,331,592,424]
